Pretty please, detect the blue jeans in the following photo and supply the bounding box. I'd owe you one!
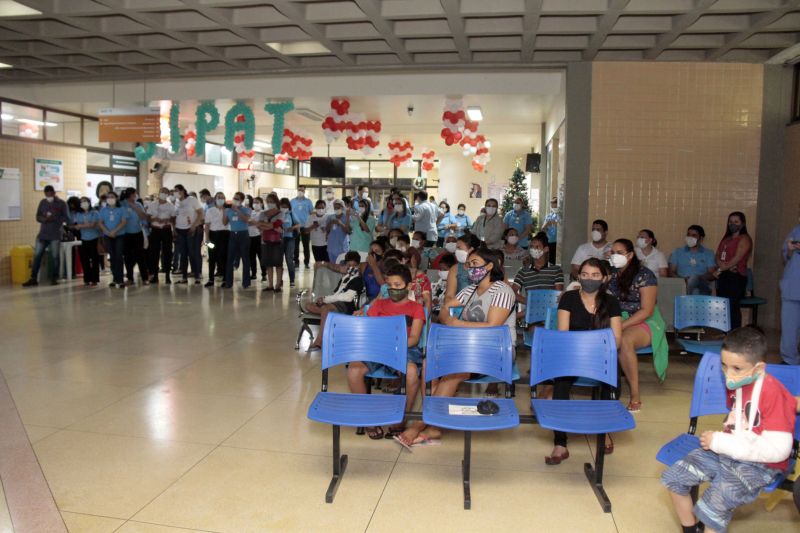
[225,231,251,287]
[176,228,202,280]
[687,274,712,295]
[31,239,60,282]
[282,237,296,283]
[104,236,125,284]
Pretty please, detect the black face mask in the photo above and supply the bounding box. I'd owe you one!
[387,288,408,302]
[579,278,604,294]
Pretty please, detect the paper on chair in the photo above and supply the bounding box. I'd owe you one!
[448,404,480,416]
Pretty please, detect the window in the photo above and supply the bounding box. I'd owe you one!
[1,102,44,139]
[44,111,82,144]
[83,119,109,149]
[87,151,111,168]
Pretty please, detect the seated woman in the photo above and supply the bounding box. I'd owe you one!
[501,227,528,263]
[635,229,668,277]
[347,263,425,440]
[405,247,432,313]
[305,252,364,352]
[397,246,516,447]
[445,233,482,300]
[546,258,622,465]
[607,238,667,413]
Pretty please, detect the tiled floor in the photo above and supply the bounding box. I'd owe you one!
[0,268,797,533]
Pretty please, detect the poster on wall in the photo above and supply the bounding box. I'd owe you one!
[34,158,64,191]
[469,183,482,198]
[0,168,22,221]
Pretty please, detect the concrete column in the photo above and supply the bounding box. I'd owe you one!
[561,62,593,273]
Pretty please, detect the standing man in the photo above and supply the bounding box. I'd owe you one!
[352,185,373,213]
[541,197,560,264]
[570,219,612,279]
[222,192,252,289]
[145,187,176,284]
[668,225,716,295]
[411,190,439,247]
[323,186,338,214]
[290,185,314,269]
[780,223,800,365]
[502,196,534,249]
[173,184,204,284]
[23,185,69,286]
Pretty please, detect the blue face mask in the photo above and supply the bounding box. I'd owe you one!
[725,369,760,390]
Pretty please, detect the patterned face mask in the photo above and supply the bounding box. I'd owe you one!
[467,265,489,284]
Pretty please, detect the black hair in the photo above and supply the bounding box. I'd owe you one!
[415,191,428,201]
[412,230,426,242]
[502,227,519,241]
[385,263,412,284]
[315,199,326,209]
[360,199,371,223]
[44,185,55,193]
[722,327,767,364]
[279,197,291,208]
[344,251,362,265]
[457,203,466,211]
[438,253,456,269]
[342,196,351,207]
[199,188,211,197]
[469,246,505,282]
[613,238,641,300]
[381,257,401,274]
[724,211,749,237]
[439,201,450,212]
[375,235,390,250]
[369,240,386,254]
[457,233,481,251]
[579,258,614,329]
[640,229,657,248]
[688,225,706,239]
[530,233,548,248]
[592,219,608,232]
[67,196,81,211]
[397,234,410,244]
[383,249,405,262]
[485,198,499,207]
[357,185,366,192]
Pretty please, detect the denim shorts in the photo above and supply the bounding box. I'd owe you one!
[366,347,423,376]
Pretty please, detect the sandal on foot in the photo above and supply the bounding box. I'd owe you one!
[544,450,569,465]
[627,401,642,413]
[366,426,384,440]
[392,435,414,453]
[604,436,614,455]
[411,435,442,448]
[384,427,405,439]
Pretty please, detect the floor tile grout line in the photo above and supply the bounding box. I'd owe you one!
[364,445,403,532]
[0,474,14,533]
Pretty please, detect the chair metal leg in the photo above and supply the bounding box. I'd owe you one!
[584,433,612,513]
[462,431,472,510]
[752,305,759,327]
[296,322,312,349]
[325,425,348,503]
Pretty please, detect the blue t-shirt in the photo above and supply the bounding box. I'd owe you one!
[99,206,127,237]
[281,210,298,237]
[225,206,252,232]
[290,197,313,225]
[543,211,559,243]
[386,212,411,230]
[74,210,101,241]
[503,210,533,247]
[669,245,716,278]
[453,214,472,237]
[437,212,456,238]
[124,203,144,234]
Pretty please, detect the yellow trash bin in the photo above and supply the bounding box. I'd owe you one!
[10,245,34,284]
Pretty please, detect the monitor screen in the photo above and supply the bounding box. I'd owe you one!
[309,157,345,178]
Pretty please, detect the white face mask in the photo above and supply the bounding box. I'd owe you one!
[267,203,276,210]
[636,237,648,249]
[242,198,250,207]
[685,236,698,248]
[609,253,628,269]
[326,192,334,200]
[395,206,404,214]
[334,209,343,216]
[46,196,55,203]
[439,270,450,281]
[216,198,225,207]
[591,230,603,242]
[297,190,305,198]
[411,239,421,249]
[232,199,241,207]
[444,242,457,253]
[455,249,469,263]
[316,208,325,216]
[359,207,366,215]
[80,202,90,211]
[457,209,465,216]
[507,235,519,245]
[485,206,497,216]
[167,195,175,203]
[106,198,117,206]
[253,203,263,211]
[530,248,544,259]
[513,203,522,212]
[159,192,167,201]
[280,207,289,214]
[551,206,557,212]
[389,237,399,248]
[361,192,369,200]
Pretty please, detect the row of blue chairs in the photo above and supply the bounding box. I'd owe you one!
[307,314,636,511]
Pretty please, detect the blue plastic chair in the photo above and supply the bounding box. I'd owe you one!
[741,268,767,327]
[307,314,408,503]
[522,290,561,346]
[530,328,636,513]
[761,364,800,497]
[423,324,520,509]
[674,295,731,355]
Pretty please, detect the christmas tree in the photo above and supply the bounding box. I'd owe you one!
[501,162,530,216]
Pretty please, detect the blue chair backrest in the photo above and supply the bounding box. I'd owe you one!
[321,313,407,373]
[674,295,731,332]
[529,328,618,387]
[544,306,558,330]
[526,289,561,324]
[688,352,729,419]
[425,324,513,383]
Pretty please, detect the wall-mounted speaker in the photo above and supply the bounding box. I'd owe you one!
[525,153,541,173]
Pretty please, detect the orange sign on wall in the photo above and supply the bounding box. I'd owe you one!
[98,107,161,142]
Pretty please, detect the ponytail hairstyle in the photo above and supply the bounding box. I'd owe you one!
[470,245,505,282]
[613,238,641,300]
[579,258,613,330]
[640,229,657,248]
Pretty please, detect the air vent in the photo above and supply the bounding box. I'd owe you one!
[294,107,325,122]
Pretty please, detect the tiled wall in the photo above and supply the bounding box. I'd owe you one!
[0,138,87,284]
[782,124,800,239]
[589,62,762,259]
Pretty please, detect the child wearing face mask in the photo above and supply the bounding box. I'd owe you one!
[501,228,527,262]
[662,327,795,533]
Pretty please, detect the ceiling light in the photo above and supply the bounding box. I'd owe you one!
[17,118,56,127]
[0,62,12,68]
[0,1,41,17]
[266,41,331,56]
[466,106,483,121]
[1,113,12,121]
[348,164,360,170]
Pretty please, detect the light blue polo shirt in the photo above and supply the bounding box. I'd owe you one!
[99,206,127,237]
[669,245,716,278]
[290,196,313,225]
[503,209,533,247]
[225,206,252,232]
[453,214,472,237]
[438,212,456,239]
[74,210,101,241]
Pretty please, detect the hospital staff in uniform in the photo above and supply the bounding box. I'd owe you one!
[780,223,800,365]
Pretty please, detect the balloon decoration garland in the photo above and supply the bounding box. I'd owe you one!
[184,127,197,158]
[194,101,220,157]
[224,101,255,154]
[321,98,349,144]
[321,98,381,156]
[281,128,313,160]
[421,148,435,172]
[134,142,156,162]
[264,101,295,155]
[440,98,465,146]
[274,152,289,170]
[388,140,413,167]
[169,103,181,153]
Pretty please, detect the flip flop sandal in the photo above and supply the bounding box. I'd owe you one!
[384,427,405,439]
[392,435,414,453]
[411,436,442,448]
[627,401,642,413]
[366,426,384,440]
